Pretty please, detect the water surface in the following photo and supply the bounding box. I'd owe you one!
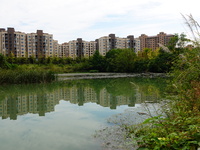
[0,78,167,150]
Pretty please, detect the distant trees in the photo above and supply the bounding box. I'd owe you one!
[105,49,136,72]
[89,50,105,72]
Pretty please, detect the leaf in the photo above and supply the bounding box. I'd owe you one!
[137,148,149,150]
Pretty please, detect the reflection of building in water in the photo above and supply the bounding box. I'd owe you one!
[0,84,156,120]
[0,92,61,120]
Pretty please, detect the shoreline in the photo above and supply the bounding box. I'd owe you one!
[57,72,168,80]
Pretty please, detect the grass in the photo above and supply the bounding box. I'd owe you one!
[0,69,56,84]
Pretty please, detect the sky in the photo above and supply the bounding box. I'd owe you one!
[0,0,199,43]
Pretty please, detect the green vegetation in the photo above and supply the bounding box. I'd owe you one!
[0,46,176,84]
[0,69,55,84]
[0,46,179,75]
[125,15,200,150]
[0,54,56,84]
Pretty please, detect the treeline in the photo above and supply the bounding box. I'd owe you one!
[1,49,176,73]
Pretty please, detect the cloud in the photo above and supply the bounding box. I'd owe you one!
[0,101,108,150]
[0,0,199,43]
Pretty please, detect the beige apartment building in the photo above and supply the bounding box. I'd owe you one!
[68,40,77,58]
[134,38,141,53]
[53,40,61,57]
[139,32,174,51]
[67,38,97,58]
[61,42,69,57]
[98,36,111,56]
[97,34,134,56]
[0,27,174,59]
[0,28,54,58]
[27,30,53,58]
[0,28,26,57]
[83,41,97,58]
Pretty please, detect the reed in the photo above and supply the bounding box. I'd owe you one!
[0,69,56,84]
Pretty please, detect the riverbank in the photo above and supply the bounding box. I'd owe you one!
[57,72,168,80]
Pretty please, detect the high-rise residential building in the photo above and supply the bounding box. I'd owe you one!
[97,36,110,56]
[139,32,174,51]
[53,40,61,57]
[97,34,134,56]
[61,42,69,57]
[67,38,97,58]
[83,41,97,58]
[68,40,77,58]
[134,38,141,53]
[27,30,53,58]
[0,27,175,59]
[0,28,26,57]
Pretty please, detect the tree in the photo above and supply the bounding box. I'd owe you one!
[114,49,136,72]
[167,33,190,52]
[90,50,105,71]
[0,54,11,69]
[105,49,123,72]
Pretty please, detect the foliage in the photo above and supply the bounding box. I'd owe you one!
[127,115,200,150]
[105,49,137,72]
[167,33,190,51]
[90,50,106,72]
[0,54,11,69]
[0,69,56,84]
[125,15,200,150]
[148,51,177,73]
[1,46,177,73]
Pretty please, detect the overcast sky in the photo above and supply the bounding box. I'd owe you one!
[0,0,199,43]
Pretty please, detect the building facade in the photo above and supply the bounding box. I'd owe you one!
[134,38,141,53]
[67,38,97,58]
[139,32,174,51]
[97,34,134,56]
[53,40,61,57]
[0,28,26,57]
[0,27,174,59]
[27,30,53,58]
[61,42,69,57]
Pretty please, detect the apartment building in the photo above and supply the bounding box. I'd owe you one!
[27,30,53,58]
[83,41,97,58]
[97,34,134,56]
[139,32,174,51]
[0,27,175,58]
[98,36,110,56]
[53,40,61,57]
[134,38,141,53]
[61,42,69,57]
[67,38,97,58]
[68,40,77,58]
[0,28,26,57]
